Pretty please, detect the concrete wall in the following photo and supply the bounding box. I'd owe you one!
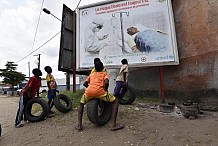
[129,0,218,103]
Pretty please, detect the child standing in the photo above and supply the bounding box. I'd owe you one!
[44,66,58,114]
[15,68,42,128]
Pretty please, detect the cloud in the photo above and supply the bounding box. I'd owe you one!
[0,0,10,5]
[0,0,98,80]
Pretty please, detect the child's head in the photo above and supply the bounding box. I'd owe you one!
[95,61,104,72]
[32,68,42,77]
[121,59,128,65]
[127,27,138,35]
[44,66,52,74]
[94,58,101,64]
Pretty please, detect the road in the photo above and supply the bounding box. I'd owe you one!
[0,94,218,146]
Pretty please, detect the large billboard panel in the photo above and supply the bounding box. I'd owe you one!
[76,0,179,69]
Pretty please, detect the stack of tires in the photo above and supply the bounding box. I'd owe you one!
[24,94,72,122]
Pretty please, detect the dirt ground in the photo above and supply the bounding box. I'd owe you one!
[0,94,218,146]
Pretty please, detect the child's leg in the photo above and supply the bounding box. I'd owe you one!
[50,89,56,109]
[119,87,128,99]
[107,94,124,131]
[48,99,53,112]
[76,103,85,131]
[113,81,123,98]
[47,90,54,113]
[111,98,119,126]
[15,95,24,127]
[23,95,31,121]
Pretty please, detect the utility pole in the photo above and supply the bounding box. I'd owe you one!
[34,54,41,69]
[66,73,70,91]
[28,62,30,78]
[34,54,41,97]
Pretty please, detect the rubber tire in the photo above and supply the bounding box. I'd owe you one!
[24,98,49,122]
[119,84,136,105]
[54,94,72,113]
[87,99,112,126]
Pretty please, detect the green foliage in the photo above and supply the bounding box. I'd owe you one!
[61,89,85,108]
[39,89,84,108]
[0,61,26,86]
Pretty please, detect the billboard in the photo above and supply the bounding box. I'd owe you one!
[76,0,179,70]
[59,4,76,73]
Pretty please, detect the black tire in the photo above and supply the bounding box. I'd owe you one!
[87,99,112,126]
[119,84,136,105]
[54,94,72,113]
[24,98,49,122]
[41,89,47,93]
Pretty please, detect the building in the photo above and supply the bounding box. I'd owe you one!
[128,0,218,110]
[40,76,81,92]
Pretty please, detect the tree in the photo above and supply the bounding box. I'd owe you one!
[0,61,26,96]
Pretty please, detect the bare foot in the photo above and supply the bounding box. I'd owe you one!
[110,123,125,131]
[75,125,83,132]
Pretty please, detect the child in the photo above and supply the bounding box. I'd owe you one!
[127,27,140,53]
[15,68,42,128]
[114,59,129,99]
[90,58,107,74]
[75,61,124,131]
[44,66,58,114]
[127,26,168,53]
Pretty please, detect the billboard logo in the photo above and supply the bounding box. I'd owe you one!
[82,10,89,16]
[141,57,147,62]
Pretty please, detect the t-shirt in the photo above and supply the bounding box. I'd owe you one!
[21,76,41,97]
[116,64,129,82]
[127,34,137,48]
[91,68,107,74]
[46,74,57,89]
[85,72,108,97]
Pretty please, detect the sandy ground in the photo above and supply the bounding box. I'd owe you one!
[0,94,218,146]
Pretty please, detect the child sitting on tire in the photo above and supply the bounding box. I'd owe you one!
[15,68,42,128]
[75,61,124,131]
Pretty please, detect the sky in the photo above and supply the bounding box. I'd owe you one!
[0,0,98,80]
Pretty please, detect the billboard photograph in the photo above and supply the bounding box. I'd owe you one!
[76,0,179,69]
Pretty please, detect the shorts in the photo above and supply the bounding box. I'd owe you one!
[47,89,57,100]
[80,92,116,104]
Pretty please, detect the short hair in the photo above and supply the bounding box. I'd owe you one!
[121,59,128,65]
[95,61,104,72]
[94,58,101,64]
[32,68,42,77]
[44,66,52,74]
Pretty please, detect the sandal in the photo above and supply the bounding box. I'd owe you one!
[110,123,125,131]
[15,123,24,128]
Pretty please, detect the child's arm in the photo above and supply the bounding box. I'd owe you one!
[83,81,89,88]
[83,75,90,88]
[47,81,51,90]
[104,79,109,91]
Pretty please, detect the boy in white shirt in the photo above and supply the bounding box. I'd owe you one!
[114,59,128,99]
